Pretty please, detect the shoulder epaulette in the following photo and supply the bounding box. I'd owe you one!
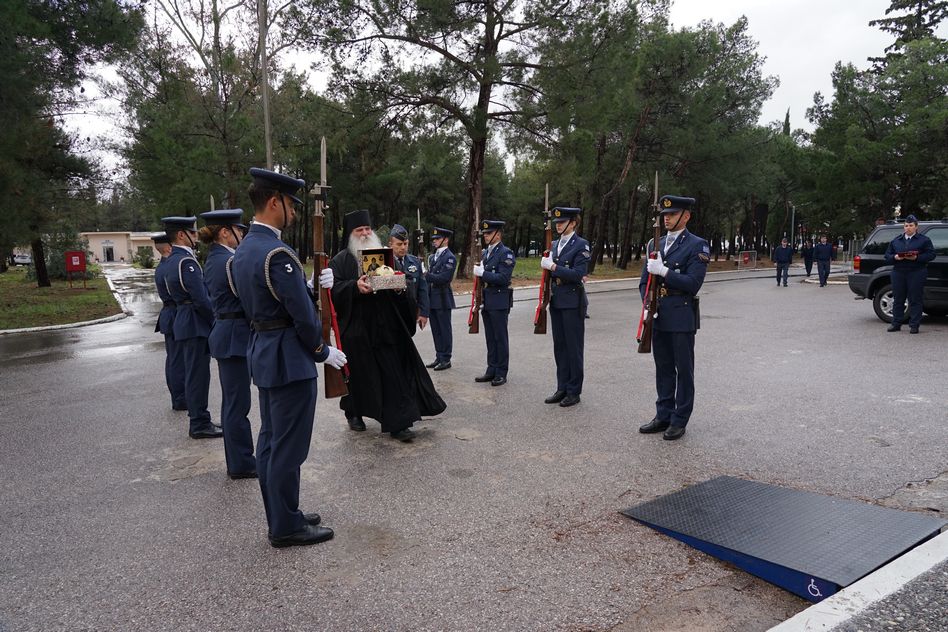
[263,247,304,302]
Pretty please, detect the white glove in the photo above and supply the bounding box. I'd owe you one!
[646,253,669,277]
[473,263,484,277]
[318,268,334,289]
[540,256,554,271]
[323,346,347,369]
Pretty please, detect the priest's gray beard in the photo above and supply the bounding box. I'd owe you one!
[348,231,382,260]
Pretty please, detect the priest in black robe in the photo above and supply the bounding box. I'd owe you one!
[327,209,446,441]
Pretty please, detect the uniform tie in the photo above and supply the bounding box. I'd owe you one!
[397,257,404,271]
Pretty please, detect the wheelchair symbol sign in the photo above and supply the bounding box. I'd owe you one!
[807,579,823,598]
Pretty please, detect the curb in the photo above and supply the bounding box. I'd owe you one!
[768,529,948,631]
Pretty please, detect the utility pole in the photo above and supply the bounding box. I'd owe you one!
[258,0,273,169]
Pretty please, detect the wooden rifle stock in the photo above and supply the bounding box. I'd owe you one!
[534,184,552,334]
[636,172,662,354]
[468,276,482,334]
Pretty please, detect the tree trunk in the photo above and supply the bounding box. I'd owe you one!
[618,187,638,269]
[31,238,50,287]
[461,134,487,279]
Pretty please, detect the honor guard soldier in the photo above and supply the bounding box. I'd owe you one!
[389,223,429,333]
[198,209,256,479]
[425,227,456,370]
[161,216,222,439]
[884,214,935,334]
[541,208,589,407]
[638,195,709,441]
[472,219,515,386]
[232,168,346,548]
[152,233,186,411]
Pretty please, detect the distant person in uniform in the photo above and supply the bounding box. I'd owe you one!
[161,216,222,439]
[151,233,186,411]
[389,223,429,333]
[327,210,446,441]
[232,168,347,548]
[884,214,935,334]
[801,240,814,277]
[199,209,256,479]
[541,207,589,408]
[772,237,794,287]
[472,219,515,387]
[425,227,457,370]
[814,235,833,287]
[638,195,709,441]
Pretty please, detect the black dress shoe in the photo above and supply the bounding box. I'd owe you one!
[189,426,224,439]
[391,428,415,442]
[909,327,919,334]
[663,426,686,440]
[425,360,440,368]
[347,416,366,431]
[639,417,670,434]
[887,324,901,332]
[303,512,321,526]
[474,374,495,383]
[491,376,507,387]
[559,394,581,407]
[433,361,451,371]
[544,390,566,404]
[228,470,258,480]
[269,524,334,548]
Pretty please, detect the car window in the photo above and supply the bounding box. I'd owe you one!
[861,227,903,254]
[924,227,948,256]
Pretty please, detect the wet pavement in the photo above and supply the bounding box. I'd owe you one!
[0,265,945,631]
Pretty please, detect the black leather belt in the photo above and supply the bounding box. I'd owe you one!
[178,300,193,305]
[217,311,246,320]
[251,318,292,331]
[659,288,689,297]
[162,300,175,307]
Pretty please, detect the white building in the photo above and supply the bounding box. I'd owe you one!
[80,231,162,263]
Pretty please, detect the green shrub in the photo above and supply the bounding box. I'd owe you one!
[134,246,155,269]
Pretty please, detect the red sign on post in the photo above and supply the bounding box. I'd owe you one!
[65,251,87,272]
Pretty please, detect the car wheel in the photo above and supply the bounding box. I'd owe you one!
[872,283,907,323]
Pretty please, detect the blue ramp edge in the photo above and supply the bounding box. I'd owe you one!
[621,476,946,602]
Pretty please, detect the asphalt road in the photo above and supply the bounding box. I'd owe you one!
[1,266,945,631]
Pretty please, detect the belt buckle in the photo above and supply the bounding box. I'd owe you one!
[659,287,668,298]
[555,278,562,286]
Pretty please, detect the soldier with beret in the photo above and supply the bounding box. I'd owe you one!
[232,168,347,548]
[161,216,223,439]
[540,207,589,407]
[814,235,834,287]
[152,233,186,412]
[425,227,457,370]
[198,209,256,479]
[638,195,709,441]
[389,223,429,333]
[884,214,935,334]
[473,219,515,386]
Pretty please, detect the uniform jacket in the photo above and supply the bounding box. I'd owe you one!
[814,243,834,262]
[772,245,794,264]
[884,232,935,272]
[231,223,329,388]
[395,252,430,318]
[479,242,515,311]
[203,243,251,359]
[638,229,709,333]
[426,247,457,310]
[801,244,814,262]
[154,255,177,335]
[549,233,590,310]
[165,245,214,341]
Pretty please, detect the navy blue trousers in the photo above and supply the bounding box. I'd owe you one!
[652,329,696,428]
[817,260,831,286]
[216,356,255,475]
[804,259,813,276]
[256,378,317,538]
[551,306,585,396]
[891,267,926,328]
[429,308,453,363]
[164,334,186,409]
[481,309,510,378]
[179,337,212,432]
[776,263,789,285]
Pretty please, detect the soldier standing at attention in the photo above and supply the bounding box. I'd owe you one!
[540,207,589,408]
[162,216,222,439]
[232,168,347,548]
[472,219,516,387]
[389,223,429,334]
[425,227,457,370]
[638,196,709,441]
[152,233,186,412]
[199,209,256,479]
[884,214,935,334]
[814,235,834,287]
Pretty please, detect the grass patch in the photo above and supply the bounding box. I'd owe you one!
[0,267,122,330]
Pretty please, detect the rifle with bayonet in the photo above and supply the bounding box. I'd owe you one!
[534,183,552,335]
[468,245,483,334]
[636,172,662,354]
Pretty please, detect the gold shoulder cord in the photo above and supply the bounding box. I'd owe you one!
[263,247,305,302]
[225,256,239,298]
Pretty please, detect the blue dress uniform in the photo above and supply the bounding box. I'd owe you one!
[390,224,429,330]
[814,240,833,286]
[161,216,219,438]
[638,196,709,436]
[232,168,334,544]
[476,220,515,383]
[548,208,590,404]
[426,227,456,367]
[152,233,186,411]
[200,210,256,477]
[884,215,936,333]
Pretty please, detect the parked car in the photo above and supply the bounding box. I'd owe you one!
[13,253,32,266]
[848,219,948,322]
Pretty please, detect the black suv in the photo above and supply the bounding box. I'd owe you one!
[848,220,948,322]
